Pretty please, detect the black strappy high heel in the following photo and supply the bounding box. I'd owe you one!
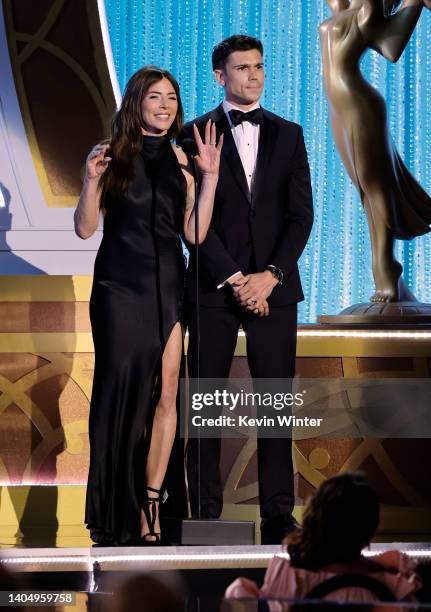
[140,485,167,544]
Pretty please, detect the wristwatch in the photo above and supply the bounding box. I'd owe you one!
[267,265,285,286]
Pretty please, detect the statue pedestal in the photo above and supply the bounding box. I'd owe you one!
[318,302,431,325]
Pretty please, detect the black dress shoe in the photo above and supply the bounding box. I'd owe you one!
[260,514,301,545]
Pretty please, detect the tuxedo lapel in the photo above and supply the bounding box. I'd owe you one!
[251,111,279,211]
[210,105,251,205]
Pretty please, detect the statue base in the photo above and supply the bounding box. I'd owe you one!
[318,302,431,324]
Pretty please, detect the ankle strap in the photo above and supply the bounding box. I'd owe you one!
[145,486,168,504]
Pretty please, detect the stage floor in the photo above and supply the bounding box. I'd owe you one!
[2,542,431,573]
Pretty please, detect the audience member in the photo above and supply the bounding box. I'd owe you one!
[226,473,422,604]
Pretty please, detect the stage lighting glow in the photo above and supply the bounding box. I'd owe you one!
[0,480,82,487]
[1,552,274,564]
[1,547,430,568]
[297,330,431,339]
[237,330,431,339]
[2,556,92,565]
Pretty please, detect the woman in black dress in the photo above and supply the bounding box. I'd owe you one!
[74,66,223,545]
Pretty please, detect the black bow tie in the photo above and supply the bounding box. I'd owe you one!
[228,108,263,127]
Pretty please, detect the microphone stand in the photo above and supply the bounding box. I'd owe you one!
[191,153,201,521]
[182,139,201,520]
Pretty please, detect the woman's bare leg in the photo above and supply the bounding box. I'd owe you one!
[141,322,183,539]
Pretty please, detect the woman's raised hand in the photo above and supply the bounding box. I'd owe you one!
[85,143,111,180]
[192,120,224,176]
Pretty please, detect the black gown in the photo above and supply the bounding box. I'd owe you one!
[85,135,187,544]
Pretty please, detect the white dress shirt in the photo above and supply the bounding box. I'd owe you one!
[217,99,261,289]
[222,98,260,191]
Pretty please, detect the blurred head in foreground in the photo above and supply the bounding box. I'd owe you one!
[286,472,379,570]
[106,571,186,612]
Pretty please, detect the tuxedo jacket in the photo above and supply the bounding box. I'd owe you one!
[177,104,313,307]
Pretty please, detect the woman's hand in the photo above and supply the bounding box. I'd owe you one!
[193,121,224,176]
[249,298,270,317]
[85,143,111,180]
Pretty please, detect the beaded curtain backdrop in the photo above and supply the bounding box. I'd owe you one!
[104,0,431,322]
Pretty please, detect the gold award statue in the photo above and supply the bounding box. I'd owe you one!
[319,0,431,321]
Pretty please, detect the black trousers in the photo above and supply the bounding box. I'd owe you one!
[186,301,297,520]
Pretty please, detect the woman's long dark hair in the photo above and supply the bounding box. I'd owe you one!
[286,473,379,570]
[100,65,184,199]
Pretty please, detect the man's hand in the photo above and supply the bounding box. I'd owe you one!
[235,271,278,309]
[228,272,272,317]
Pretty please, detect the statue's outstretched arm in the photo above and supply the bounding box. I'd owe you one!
[362,0,423,62]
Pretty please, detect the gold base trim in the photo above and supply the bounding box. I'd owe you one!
[1,331,431,357]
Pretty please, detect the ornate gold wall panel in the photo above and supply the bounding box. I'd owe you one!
[3,0,117,207]
[0,351,92,484]
[1,277,431,544]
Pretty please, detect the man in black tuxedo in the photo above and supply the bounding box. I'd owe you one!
[178,34,313,544]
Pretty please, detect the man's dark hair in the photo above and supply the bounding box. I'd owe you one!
[212,35,263,71]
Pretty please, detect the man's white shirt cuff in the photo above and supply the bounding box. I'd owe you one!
[217,271,242,289]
